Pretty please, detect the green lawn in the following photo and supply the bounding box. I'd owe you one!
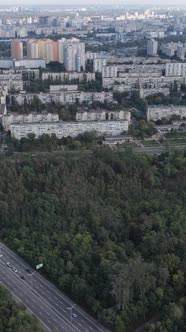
[143,140,159,146]
[165,138,186,145]
[165,132,186,139]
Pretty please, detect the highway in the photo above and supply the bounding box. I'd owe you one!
[0,242,110,332]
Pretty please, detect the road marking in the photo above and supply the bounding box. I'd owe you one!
[0,267,81,332]
[1,245,109,332]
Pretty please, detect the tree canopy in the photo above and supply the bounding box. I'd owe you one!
[0,286,44,332]
[0,148,185,331]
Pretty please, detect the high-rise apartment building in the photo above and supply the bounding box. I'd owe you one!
[27,38,85,69]
[58,38,66,63]
[177,43,186,61]
[11,39,23,60]
[27,39,39,58]
[45,39,59,63]
[147,39,158,56]
[62,38,85,72]
[26,39,59,64]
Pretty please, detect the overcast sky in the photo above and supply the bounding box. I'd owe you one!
[0,0,186,5]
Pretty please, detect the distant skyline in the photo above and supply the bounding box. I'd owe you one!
[0,0,186,6]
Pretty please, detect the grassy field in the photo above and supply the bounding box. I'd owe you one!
[165,138,186,145]
[143,140,159,146]
[166,132,186,139]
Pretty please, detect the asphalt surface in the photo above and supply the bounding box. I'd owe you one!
[0,242,110,332]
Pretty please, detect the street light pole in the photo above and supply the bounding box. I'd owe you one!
[28,263,43,290]
[31,271,35,289]
[27,271,35,289]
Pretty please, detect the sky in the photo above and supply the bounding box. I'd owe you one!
[0,0,186,5]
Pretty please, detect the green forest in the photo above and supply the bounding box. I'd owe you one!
[0,148,185,332]
[0,285,44,332]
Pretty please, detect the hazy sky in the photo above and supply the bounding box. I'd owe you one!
[0,0,186,5]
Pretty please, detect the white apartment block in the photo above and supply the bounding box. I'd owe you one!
[14,58,46,69]
[85,52,98,61]
[161,42,186,61]
[76,109,131,122]
[102,75,186,90]
[165,63,186,77]
[3,112,59,131]
[50,85,78,93]
[10,109,130,140]
[10,120,129,140]
[11,91,113,105]
[161,43,176,57]
[147,106,186,121]
[117,64,164,74]
[102,66,118,78]
[93,58,107,73]
[139,87,170,98]
[42,72,95,82]
[0,72,23,91]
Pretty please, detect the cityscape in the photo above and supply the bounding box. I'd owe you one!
[0,2,185,332]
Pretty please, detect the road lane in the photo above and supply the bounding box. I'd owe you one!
[0,242,110,332]
[0,261,79,332]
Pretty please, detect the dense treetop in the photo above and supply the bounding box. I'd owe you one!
[0,285,44,332]
[0,148,185,331]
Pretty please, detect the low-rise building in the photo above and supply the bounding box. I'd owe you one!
[102,136,133,145]
[3,111,59,131]
[50,85,78,93]
[147,105,186,121]
[10,119,129,140]
[93,58,107,73]
[14,58,46,69]
[102,66,118,78]
[76,109,131,122]
[0,71,23,91]
[10,91,113,105]
[42,72,95,82]
[9,109,130,140]
[165,63,186,77]
[0,58,46,69]
[139,87,170,98]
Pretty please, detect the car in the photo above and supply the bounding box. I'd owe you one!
[26,268,31,274]
[72,313,77,318]
[0,254,3,257]
[6,262,11,268]
[20,275,25,280]
[13,267,18,273]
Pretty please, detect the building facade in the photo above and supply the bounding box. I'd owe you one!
[147,105,186,121]
[3,111,59,131]
[147,39,158,56]
[165,63,186,77]
[42,72,95,82]
[11,39,23,60]
[11,91,113,105]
